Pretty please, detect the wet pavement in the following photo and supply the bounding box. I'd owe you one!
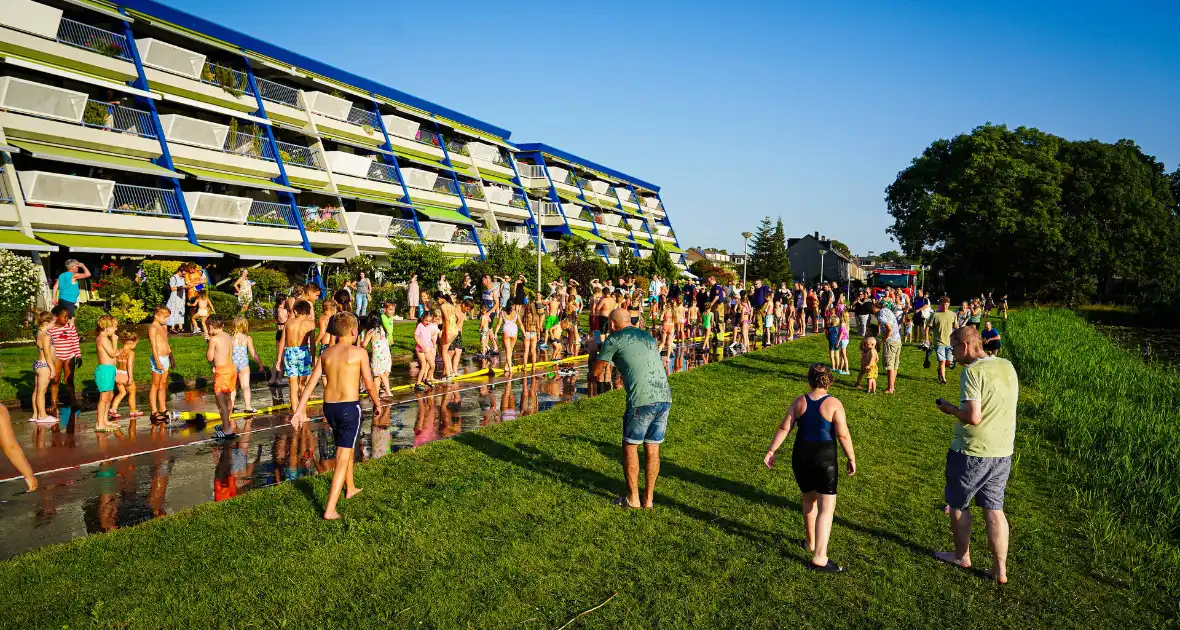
[0,341,723,559]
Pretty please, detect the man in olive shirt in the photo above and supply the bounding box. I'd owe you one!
[929,296,959,385]
[935,325,1019,584]
[592,308,672,510]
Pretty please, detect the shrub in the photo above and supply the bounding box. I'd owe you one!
[370,283,406,312]
[231,267,290,301]
[0,310,31,342]
[75,304,105,336]
[386,241,453,286]
[0,250,41,316]
[109,294,149,326]
[91,263,135,302]
[326,272,352,291]
[136,260,183,308]
[208,290,237,318]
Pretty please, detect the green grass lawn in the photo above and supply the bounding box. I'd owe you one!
[0,317,1173,627]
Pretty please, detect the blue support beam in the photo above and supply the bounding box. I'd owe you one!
[567,168,608,259]
[433,122,483,259]
[505,152,545,254]
[654,191,685,265]
[241,55,312,252]
[119,11,198,245]
[371,99,425,244]
[530,152,575,241]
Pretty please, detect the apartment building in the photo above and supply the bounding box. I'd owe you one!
[0,0,682,269]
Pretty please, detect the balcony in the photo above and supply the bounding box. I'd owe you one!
[135,39,257,112]
[482,185,512,205]
[509,192,529,209]
[246,200,299,228]
[534,201,566,227]
[459,180,484,201]
[388,217,418,240]
[304,91,382,146]
[444,137,472,165]
[182,191,252,223]
[626,218,646,231]
[0,4,137,81]
[255,77,306,127]
[345,211,394,237]
[158,114,280,178]
[0,78,162,157]
[368,160,400,184]
[108,183,182,217]
[418,220,457,243]
[379,114,446,162]
[17,176,185,234]
[466,142,513,176]
[299,205,344,233]
[18,170,114,209]
[587,180,610,195]
[442,227,480,256]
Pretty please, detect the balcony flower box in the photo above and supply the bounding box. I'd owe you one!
[18,170,113,210]
[134,38,205,79]
[182,191,251,223]
[345,211,394,236]
[381,115,419,140]
[0,0,64,39]
[303,91,353,121]
[157,114,228,151]
[0,77,87,122]
[322,151,375,179]
[399,167,436,191]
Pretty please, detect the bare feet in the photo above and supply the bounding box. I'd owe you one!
[883,389,896,394]
[24,476,37,493]
[984,566,1008,584]
[345,487,363,500]
[934,551,971,568]
[323,511,340,520]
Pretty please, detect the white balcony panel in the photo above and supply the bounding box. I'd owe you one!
[0,0,63,38]
[642,197,660,209]
[483,185,513,205]
[303,91,352,121]
[441,242,479,256]
[0,77,86,122]
[547,166,569,183]
[0,111,161,158]
[157,114,227,151]
[399,167,436,191]
[195,221,302,246]
[135,38,205,79]
[620,200,639,212]
[332,172,403,199]
[381,114,419,140]
[23,206,186,236]
[497,232,533,248]
[183,191,251,223]
[487,203,530,221]
[0,24,137,83]
[466,142,501,163]
[322,151,375,179]
[638,249,652,259]
[626,218,645,231]
[18,170,112,209]
[588,180,609,194]
[539,214,566,227]
[419,220,457,242]
[169,142,279,179]
[655,225,671,236]
[560,201,582,217]
[345,211,393,237]
[600,213,624,227]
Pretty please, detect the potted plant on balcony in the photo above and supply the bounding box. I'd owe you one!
[82,101,113,129]
[250,214,288,226]
[85,37,125,58]
[212,64,244,98]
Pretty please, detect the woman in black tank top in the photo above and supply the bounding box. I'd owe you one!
[763,363,858,573]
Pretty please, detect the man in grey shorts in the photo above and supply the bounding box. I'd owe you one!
[935,326,1019,583]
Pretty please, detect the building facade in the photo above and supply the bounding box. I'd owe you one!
[786,232,854,284]
[0,0,683,270]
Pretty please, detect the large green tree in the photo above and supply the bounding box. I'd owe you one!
[745,217,774,282]
[829,240,852,260]
[763,219,791,284]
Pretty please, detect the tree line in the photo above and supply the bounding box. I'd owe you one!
[886,123,1180,316]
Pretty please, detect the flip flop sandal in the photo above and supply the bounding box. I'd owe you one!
[612,496,640,510]
[807,560,844,573]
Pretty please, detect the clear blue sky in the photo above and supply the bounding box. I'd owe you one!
[167,0,1180,255]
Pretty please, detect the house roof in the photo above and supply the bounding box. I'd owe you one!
[787,234,852,262]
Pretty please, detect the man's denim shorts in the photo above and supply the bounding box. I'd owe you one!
[935,345,954,362]
[623,402,670,445]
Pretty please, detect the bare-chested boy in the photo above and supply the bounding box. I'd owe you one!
[148,306,173,424]
[278,301,315,404]
[291,312,378,520]
[205,316,238,437]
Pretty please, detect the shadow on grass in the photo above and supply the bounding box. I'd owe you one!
[572,436,947,564]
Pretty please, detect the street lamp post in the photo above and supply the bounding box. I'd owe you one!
[741,231,752,285]
[818,249,828,285]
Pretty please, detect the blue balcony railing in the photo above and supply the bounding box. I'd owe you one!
[459,180,483,200]
[509,192,528,209]
[247,200,298,228]
[388,217,418,239]
[347,106,380,129]
[256,77,302,109]
[108,184,181,217]
[445,137,468,156]
[299,205,344,233]
[0,168,12,203]
[223,130,275,161]
[414,128,442,149]
[55,18,132,61]
[432,177,459,196]
[275,141,322,169]
[200,61,253,97]
[82,100,156,138]
[452,228,477,245]
[367,161,400,184]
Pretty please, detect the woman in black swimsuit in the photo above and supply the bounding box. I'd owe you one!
[763,363,857,573]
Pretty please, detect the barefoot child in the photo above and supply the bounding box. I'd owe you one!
[231,317,262,414]
[291,312,379,520]
[0,406,37,492]
[826,316,842,373]
[205,316,237,437]
[148,306,172,424]
[194,290,214,338]
[362,314,393,399]
[31,312,56,423]
[837,312,851,375]
[278,301,315,404]
[413,311,438,391]
[862,337,879,393]
[94,315,118,432]
[522,306,539,372]
[501,304,519,375]
[110,332,141,420]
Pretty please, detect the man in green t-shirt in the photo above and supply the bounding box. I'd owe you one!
[935,325,1019,584]
[929,296,959,385]
[592,308,672,510]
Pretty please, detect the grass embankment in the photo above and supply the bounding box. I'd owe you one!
[1004,309,1180,599]
[0,319,1173,627]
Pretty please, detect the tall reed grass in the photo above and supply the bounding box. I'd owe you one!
[1006,309,1180,599]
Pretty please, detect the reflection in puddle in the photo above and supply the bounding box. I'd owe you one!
[0,343,721,558]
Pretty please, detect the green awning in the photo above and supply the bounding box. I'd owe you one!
[335,185,414,208]
[392,150,462,174]
[9,140,180,178]
[448,257,468,269]
[287,176,331,192]
[660,242,685,254]
[415,205,476,225]
[570,228,609,245]
[201,242,337,263]
[35,232,221,256]
[480,172,516,187]
[176,166,298,193]
[633,238,654,249]
[0,230,57,252]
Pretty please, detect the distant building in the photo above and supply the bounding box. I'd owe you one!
[686,247,734,265]
[787,232,856,283]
